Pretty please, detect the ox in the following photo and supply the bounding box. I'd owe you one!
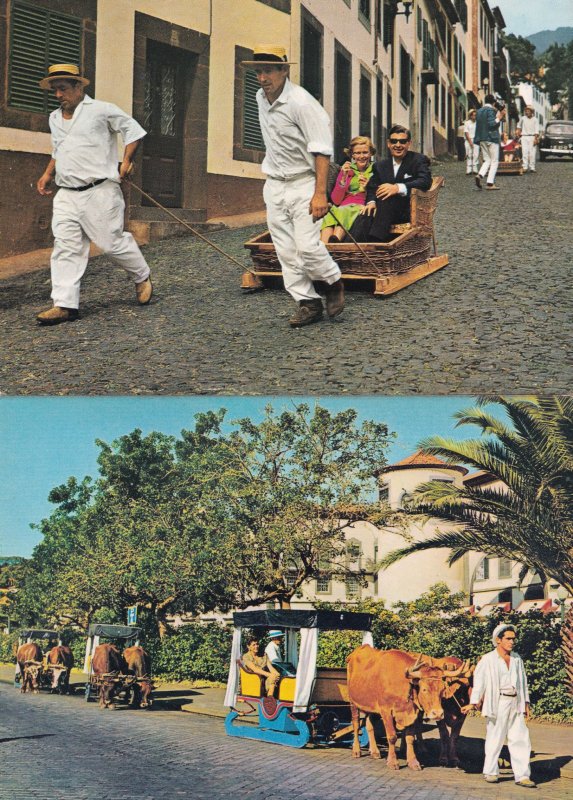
[46,645,75,694]
[413,655,473,768]
[347,646,456,771]
[123,645,154,708]
[91,643,127,709]
[16,642,44,694]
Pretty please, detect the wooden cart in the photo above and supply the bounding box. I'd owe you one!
[497,158,524,175]
[242,176,448,297]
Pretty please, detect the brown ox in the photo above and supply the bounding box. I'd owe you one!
[412,655,473,768]
[123,646,153,708]
[91,643,127,709]
[46,645,75,694]
[347,646,452,771]
[16,642,44,694]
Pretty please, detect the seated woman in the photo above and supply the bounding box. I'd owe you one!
[320,136,375,244]
[501,131,519,162]
[242,637,280,697]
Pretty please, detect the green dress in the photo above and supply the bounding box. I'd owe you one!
[321,163,373,233]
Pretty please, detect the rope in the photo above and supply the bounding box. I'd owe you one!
[125,178,256,275]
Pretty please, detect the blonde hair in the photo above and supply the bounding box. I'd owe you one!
[344,136,376,158]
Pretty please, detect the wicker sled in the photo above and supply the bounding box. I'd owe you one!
[242,176,448,297]
[497,158,524,175]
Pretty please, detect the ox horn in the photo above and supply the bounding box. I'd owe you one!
[447,659,474,678]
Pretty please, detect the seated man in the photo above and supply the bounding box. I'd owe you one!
[360,124,432,242]
[242,637,280,697]
[264,630,285,664]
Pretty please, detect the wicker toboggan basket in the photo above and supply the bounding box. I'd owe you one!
[243,176,448,296]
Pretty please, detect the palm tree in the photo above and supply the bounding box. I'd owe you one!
[380,396,573,692]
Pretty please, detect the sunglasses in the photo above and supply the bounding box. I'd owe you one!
[389,138,409,145]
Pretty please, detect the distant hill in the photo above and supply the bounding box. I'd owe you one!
[527,27,573,54]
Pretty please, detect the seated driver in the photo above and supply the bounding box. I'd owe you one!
[242,637,280,696]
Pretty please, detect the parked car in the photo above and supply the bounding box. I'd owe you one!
[539,120,573,161]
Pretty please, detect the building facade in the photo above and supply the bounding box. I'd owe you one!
[1,0,513,258]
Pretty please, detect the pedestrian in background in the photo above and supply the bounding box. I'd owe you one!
[242,45,344,328]
[517,106,540,173]
[36,64,152,325]
[461,623,536,789]
[474,94,506,191]
[464,109,479,175]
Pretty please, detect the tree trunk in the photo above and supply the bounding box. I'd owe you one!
[562,604,573,695]
[280,598,291,609]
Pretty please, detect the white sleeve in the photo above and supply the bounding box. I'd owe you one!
[469,656,486,704]
[105,102,146,144]
[295,99,333,157]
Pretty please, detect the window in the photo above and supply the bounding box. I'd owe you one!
[316,575,331,593]
[359,0,371,29]
[285,573,297,589]
[400,46,411,106]
[379,483,389,503]
[9,1,82,113]
[359,71,372,137]
[347,540,361,559]
[243,70,264,149]
[475,557,490,581]
[375,75,384,154]
[334,44,352,162]
[346,574,360,598]
[301,10,323,102]
[417,6,423,41]
[499,558,512,579]
[440,82,446,127]
[382,0,394,49]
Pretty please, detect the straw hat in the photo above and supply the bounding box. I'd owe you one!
[492,623,514,646]
[241,45,296,66]
[39,64,90,90]
[268,630,285,639]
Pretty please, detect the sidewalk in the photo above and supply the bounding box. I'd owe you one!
[2,665,571,778]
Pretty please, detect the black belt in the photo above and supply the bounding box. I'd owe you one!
[59,178,107,192]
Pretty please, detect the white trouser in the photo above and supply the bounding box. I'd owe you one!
[465,141,480,173]
[521,138,537,171]
[483,695,531,782]
[264,174,341,303]
[50,180,150,309]
[478,141,500,185]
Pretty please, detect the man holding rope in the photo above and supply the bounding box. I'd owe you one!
[35,64,152,325]
[243,46,344,328]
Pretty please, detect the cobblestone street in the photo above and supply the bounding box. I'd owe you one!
[1,681,572,800]
[1,160,571,395]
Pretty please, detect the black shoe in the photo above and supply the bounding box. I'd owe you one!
[289,299,323,328]
[475,175,482,190]
[324,279,345,318]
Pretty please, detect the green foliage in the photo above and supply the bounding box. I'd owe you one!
[541,42,573,106]
[501,32,539,79]
[146,623,232,682]
[0,631,19,663]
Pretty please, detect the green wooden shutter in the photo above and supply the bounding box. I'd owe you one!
[9,1,82,114]
[243,70,264,150]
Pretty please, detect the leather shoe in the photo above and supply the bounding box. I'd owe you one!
[36,306,79,325]
[515,779,536,788]
[136,277,153,305]
[289,299,323,328]
[475,175,482,189]
[324,278,345,318]
[484,775,499,783]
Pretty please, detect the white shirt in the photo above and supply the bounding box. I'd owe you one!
[264,641,283,663]
[518,115,540,136]
[49,95,146,188]
[464,119,476,140]
[470,649,530,718]
[257,78,334,179]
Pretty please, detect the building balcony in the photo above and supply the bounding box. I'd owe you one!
[421,42,440,85]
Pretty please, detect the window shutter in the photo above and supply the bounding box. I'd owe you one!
[9,1,82,113]
[243,70,264,150]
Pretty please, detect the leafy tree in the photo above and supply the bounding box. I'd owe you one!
[541,41,573,108]
[502,33,539,80]
[380,396,573,692]
[14,405,394,637]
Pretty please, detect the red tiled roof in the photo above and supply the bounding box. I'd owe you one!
[463,470,497,486]
[378,450,468,475]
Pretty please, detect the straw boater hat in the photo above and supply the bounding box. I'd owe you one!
[39,64,90,90]
[268,630,285,639]
[241,45,296,66]
[492,622,515,646]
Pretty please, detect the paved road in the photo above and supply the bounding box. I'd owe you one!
[1,161,571,395]
[1,683,572,800]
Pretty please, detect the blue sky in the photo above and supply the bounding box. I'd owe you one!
[0,395,487,558]
[494,0,573,37]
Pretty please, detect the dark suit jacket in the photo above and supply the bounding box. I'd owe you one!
[363,151,432,239]
[366,150,432,210]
